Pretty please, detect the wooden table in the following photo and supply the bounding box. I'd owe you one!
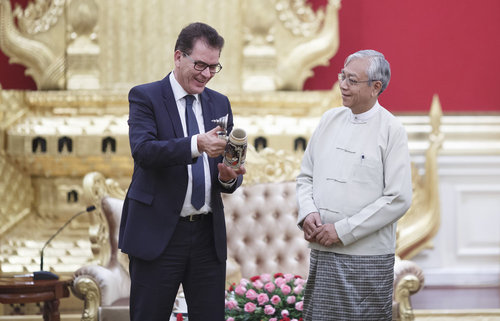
[0,277,71,321]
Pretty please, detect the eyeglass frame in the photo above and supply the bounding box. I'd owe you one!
[338,72,379,87]
[182,52,223,74]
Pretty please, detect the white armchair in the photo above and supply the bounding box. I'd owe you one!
[71,171,424,321]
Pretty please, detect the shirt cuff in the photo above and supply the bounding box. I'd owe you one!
[218,175,236,188]
[191,135,201,158]
[335,219,356,246]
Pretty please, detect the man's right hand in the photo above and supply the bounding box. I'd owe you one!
[303,212,322,242]
[197,126,227,157]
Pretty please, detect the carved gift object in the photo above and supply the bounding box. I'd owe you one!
[223,128,247,169]
[211,114,229,138]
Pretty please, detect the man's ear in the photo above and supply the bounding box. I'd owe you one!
[174,50,182,67]
[372,80,383,96]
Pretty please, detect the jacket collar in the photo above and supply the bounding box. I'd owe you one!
[161,72,216,137]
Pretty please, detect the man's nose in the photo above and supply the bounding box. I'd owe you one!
[201,67,212,78]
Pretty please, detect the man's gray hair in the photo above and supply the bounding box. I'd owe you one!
[345,49,391,95]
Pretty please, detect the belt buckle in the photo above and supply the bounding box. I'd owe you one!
[189,215,196,222]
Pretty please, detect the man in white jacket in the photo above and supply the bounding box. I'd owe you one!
[296,49,412,321]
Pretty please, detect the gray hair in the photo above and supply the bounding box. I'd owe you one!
[345,50,391,95]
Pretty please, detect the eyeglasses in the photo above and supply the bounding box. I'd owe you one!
[183,52,222,74]
[338,73,374,86]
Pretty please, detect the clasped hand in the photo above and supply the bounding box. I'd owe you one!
[302,212,340,247]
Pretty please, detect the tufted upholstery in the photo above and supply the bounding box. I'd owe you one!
[72,175,423,321]
[222,181,309,278]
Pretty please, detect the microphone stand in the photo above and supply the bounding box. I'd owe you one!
[32,205,96,280]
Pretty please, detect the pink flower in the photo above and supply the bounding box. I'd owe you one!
[226,273,306,320]
[225,299,238,310]
[281,284,292,295]
[275,277,286,287]
[257,293,270,305]
[271,295,281,305]
[244,302,256,313]
[260,273,272,283]
[264,304,276,315]
[246,289,258,300]
[264,282,276,293]
[253,279,264,289]
[235,284,247,296]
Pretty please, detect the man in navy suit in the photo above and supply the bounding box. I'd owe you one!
[118,22,245,321]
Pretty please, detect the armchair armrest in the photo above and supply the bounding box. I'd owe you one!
[393,258,425,321]
[72,274,100,321]
[72,263,131,321]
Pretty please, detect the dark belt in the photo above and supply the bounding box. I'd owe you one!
[179,213,211,222]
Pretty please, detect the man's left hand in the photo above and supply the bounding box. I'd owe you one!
[218,163,246,182]
[315,223,340,247]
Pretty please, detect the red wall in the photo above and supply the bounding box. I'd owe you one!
[1,0,500,112]
[306,0,500,113]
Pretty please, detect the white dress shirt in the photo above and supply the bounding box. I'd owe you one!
[169,72,212,216]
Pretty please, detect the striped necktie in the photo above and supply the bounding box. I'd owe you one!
[184,95,205,210]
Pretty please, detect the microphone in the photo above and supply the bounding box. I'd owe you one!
[31,205,97,280]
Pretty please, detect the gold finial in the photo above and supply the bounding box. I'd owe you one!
[429,94,443,137]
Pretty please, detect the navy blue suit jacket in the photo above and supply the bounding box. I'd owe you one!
[118,74,242,262]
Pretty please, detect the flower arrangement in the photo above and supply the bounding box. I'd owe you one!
[225,272,305,321]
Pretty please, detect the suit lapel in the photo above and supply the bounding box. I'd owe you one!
[199,91,219,177]
[200,91,216,132]
[161,74,184,138]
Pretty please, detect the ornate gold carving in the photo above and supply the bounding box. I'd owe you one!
[274,0,341,90]
[393,258,425,321]
[276,0,325,37]
[0,0,65,89]
[243,145,302,185]
[71,275,100,321]
[396,94,444,259]
[82,171,126,266]
[0,155,33,235]
[395,274,421,321]
[242,0,341,91]
[13,0,64,35]
[1,0,340,92]
[0,88,34,236]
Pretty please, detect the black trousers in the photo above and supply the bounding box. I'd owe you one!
[129,214,226,321]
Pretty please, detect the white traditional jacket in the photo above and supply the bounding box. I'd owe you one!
[297,101,413,255]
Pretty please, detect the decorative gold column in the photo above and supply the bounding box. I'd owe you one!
[66,0,100,90]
